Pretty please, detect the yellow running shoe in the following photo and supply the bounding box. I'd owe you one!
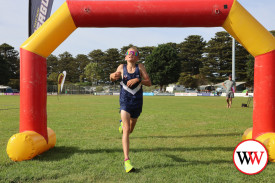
[124,160,135,173]
[119,120,123,134]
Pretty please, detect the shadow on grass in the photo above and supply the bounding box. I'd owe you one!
[34,146,79,161]
[141,159,232,170]
[164,154,231,164]
[135,154,232,171]
[165,154,188,162]
[36,146,234,162]
[0,108,19,110]
[130,132,242,139]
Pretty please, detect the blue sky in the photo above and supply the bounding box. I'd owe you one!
[0,0,274,56]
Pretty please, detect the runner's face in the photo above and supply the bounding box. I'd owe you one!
[125,49,138,62]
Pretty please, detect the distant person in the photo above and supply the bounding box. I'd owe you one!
[110,46,151,173]
[222,74,236,108]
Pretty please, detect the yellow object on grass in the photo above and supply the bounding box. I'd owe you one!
[242,127,253,141]
[6,128,56,161]
[256,133,275,162]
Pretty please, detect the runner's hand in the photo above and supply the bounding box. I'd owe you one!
[113,72,121,80]
[127,78,139,87]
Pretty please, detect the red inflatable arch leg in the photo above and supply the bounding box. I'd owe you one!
[253,50,275,139]
[19,48,48,140]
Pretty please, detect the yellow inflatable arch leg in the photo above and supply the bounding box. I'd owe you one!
[7,128,56,161]
[6,2,76,162]
[256,133,275,162]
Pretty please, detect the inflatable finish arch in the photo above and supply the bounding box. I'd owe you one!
[7,0,275,161]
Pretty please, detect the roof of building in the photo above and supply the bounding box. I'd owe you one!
[0,85,11,89]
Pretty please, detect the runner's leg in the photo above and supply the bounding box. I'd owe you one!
[121,110,131,160]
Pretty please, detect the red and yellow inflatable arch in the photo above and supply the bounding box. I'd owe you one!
[7,0,275,161]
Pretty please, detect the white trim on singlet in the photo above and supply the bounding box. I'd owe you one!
[120,81,142,95]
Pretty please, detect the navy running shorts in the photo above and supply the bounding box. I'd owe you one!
[120,105,142,119]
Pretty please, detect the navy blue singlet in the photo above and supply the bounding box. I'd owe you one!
[120,64,143,118]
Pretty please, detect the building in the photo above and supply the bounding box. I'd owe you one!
[166,84,185,93]
[198,85,215,92]
[0,85,12,93]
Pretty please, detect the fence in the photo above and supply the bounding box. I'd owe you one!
[47,84,120,95]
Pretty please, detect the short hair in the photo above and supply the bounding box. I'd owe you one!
[229,74,232,78]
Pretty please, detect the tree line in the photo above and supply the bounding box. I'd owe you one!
[1,31,274,90]
[0,43,19,89]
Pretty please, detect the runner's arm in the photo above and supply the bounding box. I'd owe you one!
[139,64,151,86]
[110,64,123,82]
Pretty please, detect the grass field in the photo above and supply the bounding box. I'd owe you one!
[1,95,275,182]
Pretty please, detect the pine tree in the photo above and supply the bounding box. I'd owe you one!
[145,43,181,91]
[179,35,206,76]
[202,31,233,83]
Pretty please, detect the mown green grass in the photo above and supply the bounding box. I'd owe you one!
[0,95,274,182]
